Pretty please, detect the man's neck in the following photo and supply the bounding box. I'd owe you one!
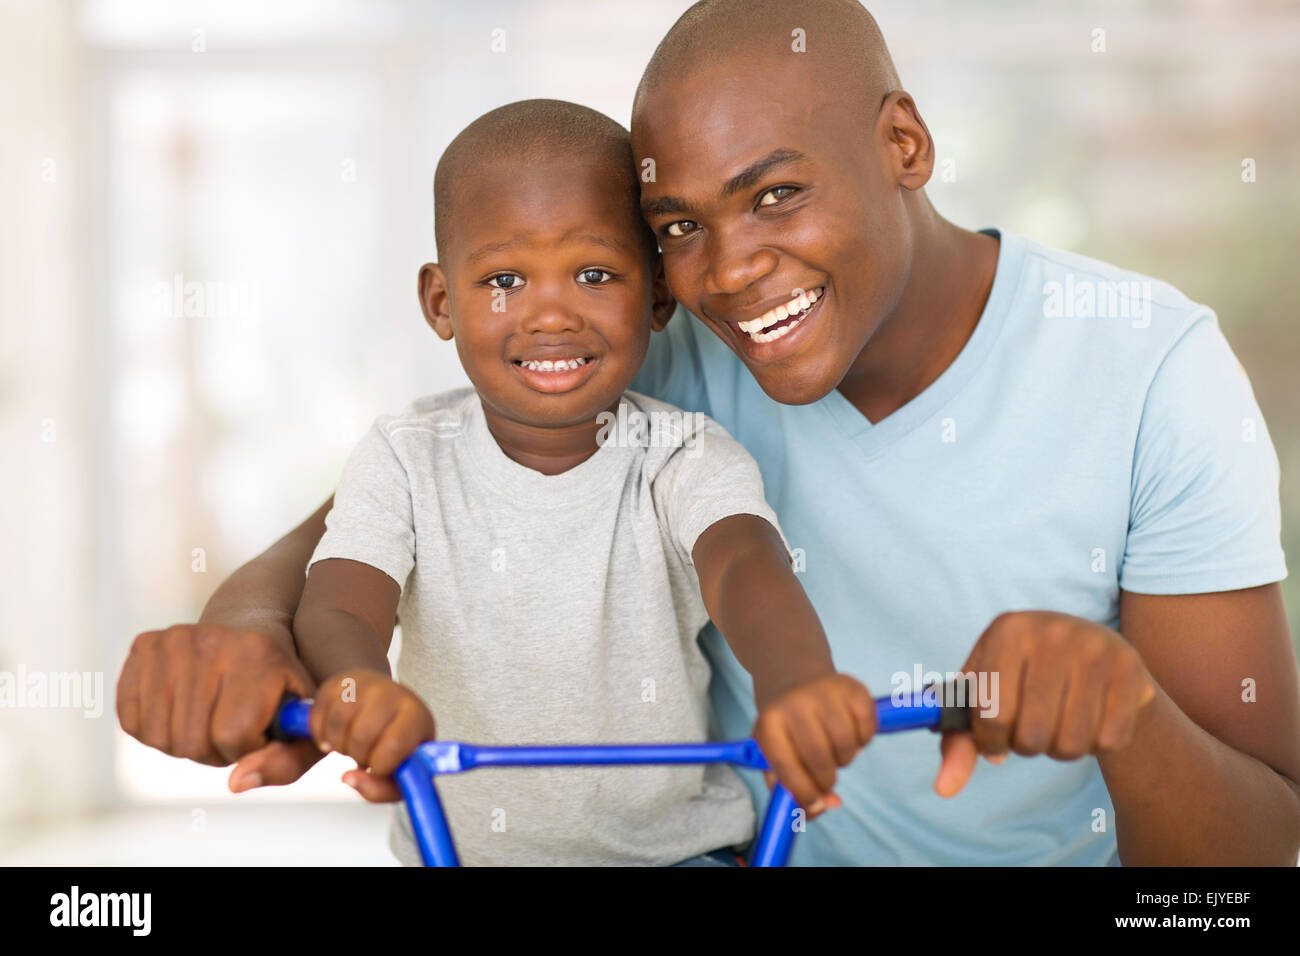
[837,213,1000,425]
[480,398,616,476]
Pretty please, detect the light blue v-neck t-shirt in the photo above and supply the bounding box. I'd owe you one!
[631,228,1287,865]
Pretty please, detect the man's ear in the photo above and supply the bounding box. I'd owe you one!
[881,90,934,192]
[417,263,454,340]
[649,253,677,332]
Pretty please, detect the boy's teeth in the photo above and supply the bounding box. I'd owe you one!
[520,357,588,372]
[738,287,821,336]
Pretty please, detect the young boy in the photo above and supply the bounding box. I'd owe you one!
[292,99,875,866]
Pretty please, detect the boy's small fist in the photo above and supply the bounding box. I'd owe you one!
[753,673,876,817]
[309,671,436,778]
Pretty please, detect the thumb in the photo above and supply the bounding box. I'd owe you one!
[229,740,323,792]
[343,768,404,804]
[934,731,978,798]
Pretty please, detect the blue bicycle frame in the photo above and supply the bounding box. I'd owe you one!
[270,689,969,867]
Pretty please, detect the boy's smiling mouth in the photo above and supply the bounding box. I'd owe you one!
[511,352,600,394]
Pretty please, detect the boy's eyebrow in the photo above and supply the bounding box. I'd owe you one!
[465,232,633,264]
[641,147,809,219]
[466,238,521,264]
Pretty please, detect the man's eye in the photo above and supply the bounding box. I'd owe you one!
[664,220,698,238]
[577,269,613,284]
[758,185,797,207]
[487,274,522,290]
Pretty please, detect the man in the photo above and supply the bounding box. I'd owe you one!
[118,0,1299,864]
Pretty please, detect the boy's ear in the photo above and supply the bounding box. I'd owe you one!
[417,263,455,340]
[649,254,677,332]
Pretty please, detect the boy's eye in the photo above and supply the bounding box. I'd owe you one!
[486,274,522,290]
[577,269,613,285]
[758,185,797,207]
[664,220,698,238]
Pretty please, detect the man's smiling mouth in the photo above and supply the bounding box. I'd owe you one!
[735,287,823,344]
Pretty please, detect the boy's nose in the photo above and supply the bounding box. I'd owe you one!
[521,295,585,334]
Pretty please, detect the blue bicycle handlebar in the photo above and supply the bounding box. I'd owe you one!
[269,688,970,866]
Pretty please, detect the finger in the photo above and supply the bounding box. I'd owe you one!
[136,635,173,754]
[1052,652,1108,760]
[784,710,839,795]
[968,631,1023,758]
[934,730,978,797]
[346,695,402,769]
[343,768,404,804]
[1097,657,1153,751]
[367,704,429,776]
[823,699,863,766]
[229,740,323,792]
[174,661,223,765]
[211,677,278,764]
[845,681,878,745]
[320,685,362,755]
[116,634,150,739]
[1011,643,1069,756]
[759,720,822,811]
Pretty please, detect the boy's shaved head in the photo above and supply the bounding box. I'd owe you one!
[434,99,647,263]
[636,0,900,116]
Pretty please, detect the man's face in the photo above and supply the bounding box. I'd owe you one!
[436,158,662,429]
[634,63,912,405]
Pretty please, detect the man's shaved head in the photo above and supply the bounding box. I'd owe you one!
[630,0,946,406]
[434,99,646,262]
[636,0,901,118]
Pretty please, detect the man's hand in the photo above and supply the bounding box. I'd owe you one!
[117,623,322,792]
[935,610,1157,797]
[753,673,877,818]
[310,671,436,805]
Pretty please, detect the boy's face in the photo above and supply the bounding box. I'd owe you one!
[633,60,923,406]
[422,157,671,429]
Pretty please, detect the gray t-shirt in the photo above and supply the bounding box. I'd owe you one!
[309,387,791,866]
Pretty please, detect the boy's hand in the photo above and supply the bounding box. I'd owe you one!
[753,673,876,818]
[310,671,436,804]
[935,611,1157,797]
[117,623,322,790]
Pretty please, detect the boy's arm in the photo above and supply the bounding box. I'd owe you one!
[692,513,876,813]
[117,498,334,787]
[293,557,399,682]
[294,558,434,798]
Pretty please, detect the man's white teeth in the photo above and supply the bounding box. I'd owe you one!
[520,357,588,372]
[738,287,822,337]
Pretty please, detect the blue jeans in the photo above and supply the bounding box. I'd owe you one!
[670,847,742,867]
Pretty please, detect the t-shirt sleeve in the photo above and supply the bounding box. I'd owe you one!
[1120,310,1287,594]
[651,413,793,566]
[309,420,417,590]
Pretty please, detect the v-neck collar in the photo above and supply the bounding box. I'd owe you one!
[816,228,1025,460]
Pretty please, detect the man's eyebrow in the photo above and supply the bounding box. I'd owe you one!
[641,148,810,220]
[721,148,808,199]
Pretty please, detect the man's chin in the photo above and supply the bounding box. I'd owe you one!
[746,362,843,407]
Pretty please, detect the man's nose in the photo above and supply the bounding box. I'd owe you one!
[704,225,779,296]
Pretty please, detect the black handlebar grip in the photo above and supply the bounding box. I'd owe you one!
[934,702,973,733]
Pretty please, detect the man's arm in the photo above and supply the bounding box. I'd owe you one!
[116,497,335,791]
[199,496,333,648]
[692,513,876,814]
[1099,585,1300,864]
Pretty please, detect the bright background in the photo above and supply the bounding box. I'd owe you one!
[2,0,1297,864]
